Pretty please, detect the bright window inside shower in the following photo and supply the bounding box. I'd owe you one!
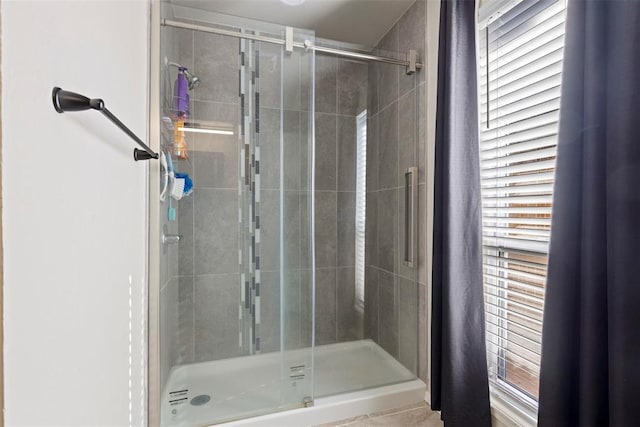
[355,110,367,314]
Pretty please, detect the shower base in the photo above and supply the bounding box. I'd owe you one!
[162,339,425,426]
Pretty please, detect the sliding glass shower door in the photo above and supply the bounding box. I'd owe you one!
[158,10,315,425]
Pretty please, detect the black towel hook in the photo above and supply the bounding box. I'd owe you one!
[52,87,158,161]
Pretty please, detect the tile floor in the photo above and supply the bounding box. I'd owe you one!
[315,402,443,427]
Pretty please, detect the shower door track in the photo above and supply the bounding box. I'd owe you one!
[161,19,423,74]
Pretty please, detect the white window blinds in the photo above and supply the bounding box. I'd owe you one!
[478,0,566,404]
[355,110,367,312]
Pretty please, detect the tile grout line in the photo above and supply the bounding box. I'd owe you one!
[334,55,339,343]
[369,403,431,419]
[373,53,381,342]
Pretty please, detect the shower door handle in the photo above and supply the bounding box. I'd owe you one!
[403,167,418,268]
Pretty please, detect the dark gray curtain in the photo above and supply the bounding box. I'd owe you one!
[431,0,491,425]
[538,1,640,426]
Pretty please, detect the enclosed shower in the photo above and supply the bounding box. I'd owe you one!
[153,1,427,425]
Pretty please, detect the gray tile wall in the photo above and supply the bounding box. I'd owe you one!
[178,104,242,364]
[259,44,315,353]
[172,30,316,361]
[313,53,368,346]
[364,0,429,381]
[167,27,246,364]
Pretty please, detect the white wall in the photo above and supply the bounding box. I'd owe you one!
[2,1,149,425]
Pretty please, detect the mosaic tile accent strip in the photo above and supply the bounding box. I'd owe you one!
[238,35,262,355]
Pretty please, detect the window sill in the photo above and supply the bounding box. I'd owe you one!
[490,387,537,427]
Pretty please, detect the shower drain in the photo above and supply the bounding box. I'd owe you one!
[190,395,211,406]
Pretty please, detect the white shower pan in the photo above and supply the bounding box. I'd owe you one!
[162,340,426,426]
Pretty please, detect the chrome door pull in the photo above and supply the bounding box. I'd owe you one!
[162,233,181,245]
[162,225,181,246]
[403,167,418,268]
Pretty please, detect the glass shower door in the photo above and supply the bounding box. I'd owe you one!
[157,9,315,425]
[236,23,317,411]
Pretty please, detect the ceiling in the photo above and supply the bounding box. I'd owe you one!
[170,0,415,46]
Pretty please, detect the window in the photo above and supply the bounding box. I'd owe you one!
[355,110,367,313]
[477,0,566,409]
